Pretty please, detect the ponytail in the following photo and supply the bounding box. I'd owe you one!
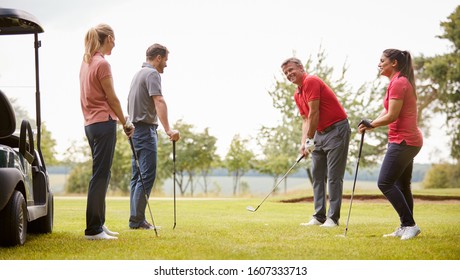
[83,24,114,64]
[382,49,417,97]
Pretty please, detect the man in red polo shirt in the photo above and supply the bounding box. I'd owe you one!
[282,57,351,228]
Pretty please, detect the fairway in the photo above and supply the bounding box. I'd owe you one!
[1,196,459,260]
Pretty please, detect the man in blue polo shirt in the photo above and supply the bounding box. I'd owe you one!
[127,43,180,230]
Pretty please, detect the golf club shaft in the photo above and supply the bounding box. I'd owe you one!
[254,154,305,211]
[128,137,159,237]
[173,140,176,229]
[344,131,365,236]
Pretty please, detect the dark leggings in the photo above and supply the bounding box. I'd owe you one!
[378,141,421,227]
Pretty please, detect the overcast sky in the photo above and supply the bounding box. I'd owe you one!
[0,0,458,164]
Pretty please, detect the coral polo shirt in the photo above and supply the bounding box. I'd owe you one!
[80,52,118,126]
[294,73,347,131]
[385,73,423,147]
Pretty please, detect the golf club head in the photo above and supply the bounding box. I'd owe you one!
[336,229,349,238]
[246,206,257,212]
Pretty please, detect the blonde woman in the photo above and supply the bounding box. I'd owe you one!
[80,24,133,240]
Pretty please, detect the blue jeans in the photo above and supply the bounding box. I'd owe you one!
[84,120,117,236]
[378,141,421,227]
[311,119,351,224]
[129,122,158,228]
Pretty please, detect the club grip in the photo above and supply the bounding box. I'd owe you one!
[297,154,305,162]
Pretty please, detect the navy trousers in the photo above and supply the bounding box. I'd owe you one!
[378,141,421,227]
[84,120,117,236]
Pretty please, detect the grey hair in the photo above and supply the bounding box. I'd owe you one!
[281,57,303,68]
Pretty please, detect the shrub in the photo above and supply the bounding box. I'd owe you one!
[423,162,460,188]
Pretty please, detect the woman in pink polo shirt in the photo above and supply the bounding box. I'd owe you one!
[359,49,423,240]
[79,24,133,240]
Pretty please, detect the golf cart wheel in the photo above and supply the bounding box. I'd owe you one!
[0,190,28,246]
[28,192,54,233]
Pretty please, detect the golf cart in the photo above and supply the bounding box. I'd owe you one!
[0,8,53,246]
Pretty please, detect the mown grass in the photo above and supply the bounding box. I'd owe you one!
[1,194,459,260]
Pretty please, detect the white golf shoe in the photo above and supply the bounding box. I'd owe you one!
[320,218,338,228]
[85,231,118,240]
[401,225,421,240]
[300,218,322,226]
[102,225,119,236]
[383,227,405,238]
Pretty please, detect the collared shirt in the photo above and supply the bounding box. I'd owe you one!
[385,73,423,147]
[127,62,162,125]
[294,73,347,131]
[80,52,118,126]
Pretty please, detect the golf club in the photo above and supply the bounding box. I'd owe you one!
[128,136,159,237]
[172,140,177,229]
[340,120,370,237]
[247,154,305,212]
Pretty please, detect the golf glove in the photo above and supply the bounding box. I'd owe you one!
[125,119,134,129]
[305,138,315,153]
[359,119,374,128]
[123,119,135,137]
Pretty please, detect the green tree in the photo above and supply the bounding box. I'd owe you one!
[155,131,175,194]
[194,128,220,195]
[169,120,220,196]
[10,98,58,165]
[257,124,299,193]
[64,162,92,193]
[109,127,132,194]
[171,120,196,196]
[224,134,254,195]
[63,131,133,195]
[40,122,59,166]
[414,6,460,160]
[423,162,460,189]
[63,139,91,194]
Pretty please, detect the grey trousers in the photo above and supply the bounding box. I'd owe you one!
[311,119,351,224]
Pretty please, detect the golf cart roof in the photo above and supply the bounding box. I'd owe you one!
[0,8,44,35]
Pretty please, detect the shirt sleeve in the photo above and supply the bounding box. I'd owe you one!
[147,71,162,96]
[304,77,321,102]
[97,60,112,81]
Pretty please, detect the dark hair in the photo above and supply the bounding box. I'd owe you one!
[382,49,416,96]
[146,43,169,60]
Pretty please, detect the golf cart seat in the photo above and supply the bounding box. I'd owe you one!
[0,90,35,165]
[0,89,16,138]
